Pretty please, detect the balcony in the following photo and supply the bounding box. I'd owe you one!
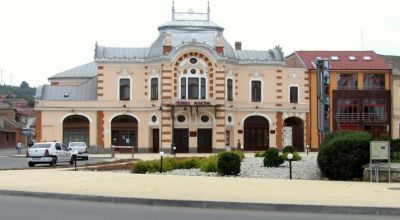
[335,113,360,123]
[362,113,387,122]
[336,86,358,90]
[336,112,388,123]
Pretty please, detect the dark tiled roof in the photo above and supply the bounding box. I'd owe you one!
[295,51,391,70]
[380,55,400,69]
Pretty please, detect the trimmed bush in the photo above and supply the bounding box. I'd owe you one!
[263,148,284,167]
[232,150,245,162]
[217,152,241,176]
[282,152,302,161]
[200,156,218,172]
[177,157,202,169]
[282,145,295,153]
[317,131,372,180]
[254,151,264,157]
[132,160,149,173]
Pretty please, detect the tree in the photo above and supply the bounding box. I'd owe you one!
[20,81,29,88]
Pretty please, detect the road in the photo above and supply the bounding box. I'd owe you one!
[0,148,105,169]
[0,195,397,220]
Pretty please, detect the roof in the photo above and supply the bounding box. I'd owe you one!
[235,49,284,62]
[49,62,97,79]
[380,55,400,69]
[158,19,223,31]
[294,51,391,70]
[95,46,149,62]
[39,77,97,100]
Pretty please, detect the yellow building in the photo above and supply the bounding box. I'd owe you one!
[35,7,309,153]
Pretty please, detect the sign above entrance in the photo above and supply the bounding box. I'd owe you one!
[174,101,212,107]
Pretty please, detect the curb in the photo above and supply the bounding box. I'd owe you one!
[0,190,399,216]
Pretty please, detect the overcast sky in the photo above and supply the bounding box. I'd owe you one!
[0,0,399,87]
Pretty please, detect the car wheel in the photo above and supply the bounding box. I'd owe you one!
[70,156,76,165]
[50,157,57,166]
[28,162,35,167]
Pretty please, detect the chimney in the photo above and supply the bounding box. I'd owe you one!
[235,41,242,50]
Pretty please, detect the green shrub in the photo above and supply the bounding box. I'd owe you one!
[263,148,284,167]
[132,160,149,173]
[282,145,295,153]
[254,151,264,157]
[317,131,372,180]
[200,156,218,172]
[217,152,241,176]
[282,152,302,161]
[231,150,245,161]
[177,157,202,169]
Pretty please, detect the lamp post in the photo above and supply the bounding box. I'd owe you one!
[173,146,176,158]
[287,153,293,180]
[306,145,310,156]
[159,151,164,173]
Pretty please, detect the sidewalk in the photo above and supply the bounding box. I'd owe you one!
[0,168,399,215]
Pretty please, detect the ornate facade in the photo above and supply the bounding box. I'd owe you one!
[35,7,309,153]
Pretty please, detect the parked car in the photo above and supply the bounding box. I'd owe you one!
[68,142,89,160]
[26,142,78,167]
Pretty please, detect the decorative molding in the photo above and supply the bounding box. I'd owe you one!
[283,112,306,120]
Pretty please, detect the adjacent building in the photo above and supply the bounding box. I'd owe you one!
[35,8,310,153]
[287,51,392,149]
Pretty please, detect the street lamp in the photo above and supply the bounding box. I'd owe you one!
[173,146,176,157]
[159,151,165,173]
[287,153,293,180]
[306,145,310,156]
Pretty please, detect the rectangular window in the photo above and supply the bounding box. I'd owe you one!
[337,73,358,90]
[225,130,230,146]
[337,100,359,114]
[363,74,385,90]
[119,78,130,100]
[181,78,186,99]
[201,78,206,99]
[227,79,233,101]
[150,78,158,100]
[188,78,199,99]
[363,99,385,114]
[289,86,298,103]
[251,80,261,102]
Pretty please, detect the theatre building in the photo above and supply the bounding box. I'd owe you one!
[35,8,309,153]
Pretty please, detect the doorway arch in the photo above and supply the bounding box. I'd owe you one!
[283,117,304,152]
[63,115,89,145]
[243,116,269,151]
[111,115,138,147]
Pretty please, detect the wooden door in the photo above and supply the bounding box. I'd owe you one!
[173,129,189,153]
[197,129,212,153]
[152,129,159,153]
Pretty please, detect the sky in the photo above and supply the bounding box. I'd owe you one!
[0,0,399,87]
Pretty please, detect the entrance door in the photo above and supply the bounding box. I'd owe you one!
[197,129,212,153]
[173,129,189,153]
[283,117,304,152]
[243,116,269,151]
[152,129,159,153]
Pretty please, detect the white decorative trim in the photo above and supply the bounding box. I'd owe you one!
[108,112,140,123]
[148,114,160,127]
[240,113,271,126]
[179,61,208,100]
[168,43,218,63]
[288,84,300,103]
[283,112,306,120]
[60,113,92,123]
[226,114,234,126]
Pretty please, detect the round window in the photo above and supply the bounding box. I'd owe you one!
[177,115,186,122]
[201,115,209,123]
[190,68,196,74]
[151,115,157,123]
[189,57,198,64]
[227,116,232,123]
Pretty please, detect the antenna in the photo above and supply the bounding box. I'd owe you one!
[172,0,175,20]
[360,27,364,51]
[10,73,12,86]
[207,1,210,20]
[0,68,3,85]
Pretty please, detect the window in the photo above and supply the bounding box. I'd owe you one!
[330,56,339,60]
[55,143,61,150]
[348,56,356,61]
[337,73,358,90]
[188,78,199,99]
[200,115,209,123]
[363,99,385,114]
[181,78,186,99]
[289,86,298,103]
[251,80,261,102]
[119,78,130,100]
[181,77,207,100]
[151,115,157,123]
[363,74,385,90]
[337,100,359,114]
[363,56,372,61]
[177,115,186,122]
[227,79,233,101]
[150,78,158,100]
[189,57,197,64]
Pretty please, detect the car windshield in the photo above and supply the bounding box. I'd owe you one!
[31,143,51,149]
[69,142,86,147]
